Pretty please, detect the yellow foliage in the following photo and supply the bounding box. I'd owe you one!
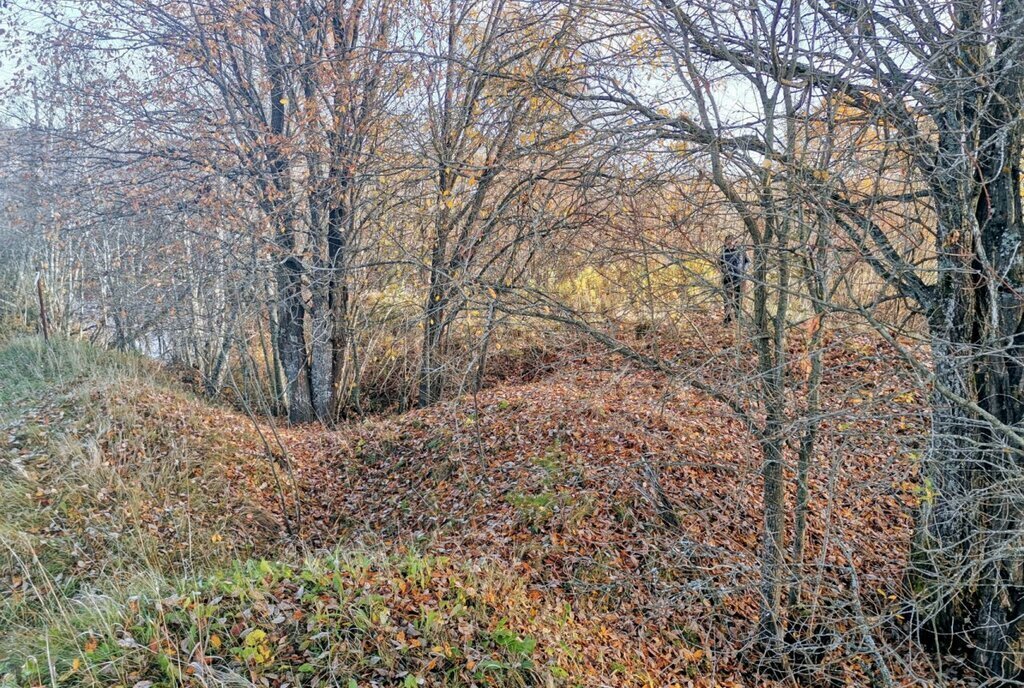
[555,266,608,305]
[244,629,274,666]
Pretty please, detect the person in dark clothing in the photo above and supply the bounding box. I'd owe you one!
[719,236,749,324]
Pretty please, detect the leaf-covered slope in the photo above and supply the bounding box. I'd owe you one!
[270,337,928,683]
[1,335,934,686]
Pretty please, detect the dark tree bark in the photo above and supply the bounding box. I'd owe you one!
[328,199,351,416]
[418,239,450,408]
[262,1,314,423]
[911,8,1024,673]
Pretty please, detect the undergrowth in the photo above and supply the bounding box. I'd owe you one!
[0,337,594,687]
[0,337,273,685]
[7,551,565,687]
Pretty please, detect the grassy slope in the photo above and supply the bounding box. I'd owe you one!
[0,339,265,682]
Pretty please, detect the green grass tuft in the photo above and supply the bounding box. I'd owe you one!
[0,336,145,421]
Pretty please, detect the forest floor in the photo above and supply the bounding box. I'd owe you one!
[0,323,951,687]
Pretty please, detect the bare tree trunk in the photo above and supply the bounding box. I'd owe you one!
[912,97,1024,678]
[263,0,313,423]
[753,230,789,660]
[204,298,240,397]
[472,299,497,393]
[35,269,49,343]
[263,280,287,416]
[276,255,314,423]
[307,199,351,421]
[309,203,335,422]
[418,0,455,409]
[790,223,829,609]
[328,201,350,416]
[418,268,448,408]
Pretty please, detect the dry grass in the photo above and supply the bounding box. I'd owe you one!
[0,337,280,684]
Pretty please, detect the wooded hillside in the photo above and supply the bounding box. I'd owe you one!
[2,0,1024,685]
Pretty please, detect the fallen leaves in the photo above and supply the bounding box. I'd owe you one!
[1,322,936,686]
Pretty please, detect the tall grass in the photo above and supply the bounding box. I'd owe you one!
[0,336,145,421]
[0,337,238,683]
